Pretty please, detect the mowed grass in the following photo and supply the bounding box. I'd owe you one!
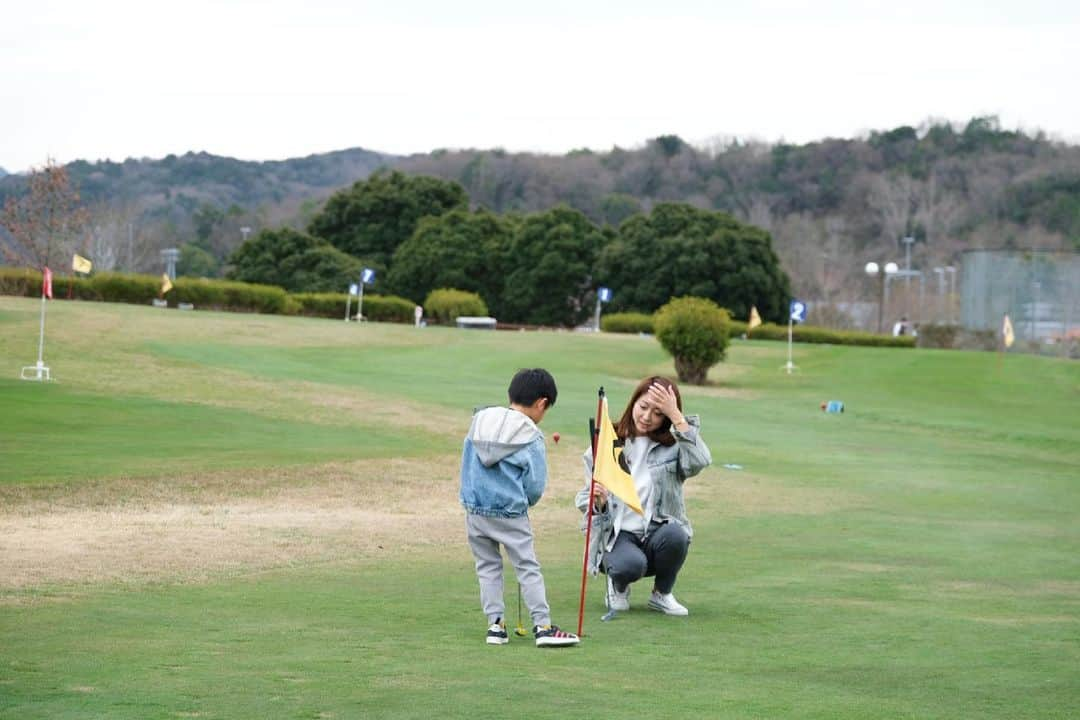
[1,296,1078,719]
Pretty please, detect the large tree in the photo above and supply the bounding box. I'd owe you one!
[307,170,468,268]
[226,227,363,293]
[497,206,610,326]
[594,202,790,321]
[386,208,513,307]
[0,159,88,269]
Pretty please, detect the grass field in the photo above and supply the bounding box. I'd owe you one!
[1,295,1078,719]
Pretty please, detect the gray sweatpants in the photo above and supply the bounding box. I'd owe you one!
[465,513,551,627]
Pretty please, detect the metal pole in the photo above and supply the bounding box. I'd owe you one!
[358,282,364,322]
[37,293,46,366]
[883,275,892,333]
[594,297,602,331]
[877,273,885,333]
[345,292,352,322]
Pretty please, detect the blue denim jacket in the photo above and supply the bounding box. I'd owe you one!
[460,407,547,518]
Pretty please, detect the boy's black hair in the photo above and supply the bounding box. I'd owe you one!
[508,368,557,408]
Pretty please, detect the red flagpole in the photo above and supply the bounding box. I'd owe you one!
[576,387,605,637]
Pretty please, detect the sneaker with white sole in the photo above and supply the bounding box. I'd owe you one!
[606,576,630,611]
[648,591,688,616]
[533,624,580,647]
[486,619,509,645]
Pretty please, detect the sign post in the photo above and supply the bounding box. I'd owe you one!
[594,286,612,331]
[345,283,358,321]
[784,299,807,374]
[357,268,376,321]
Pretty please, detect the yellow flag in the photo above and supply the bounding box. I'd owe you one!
[1002,313,1014,348]
[72,253,92,274]
[748,305,762,330]
[161,274,173,294]
[594,396,643,515]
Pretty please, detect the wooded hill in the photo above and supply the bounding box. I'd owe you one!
[2,116,1077,301]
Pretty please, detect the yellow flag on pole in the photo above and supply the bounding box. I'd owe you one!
[748,305,762,331]
[594,396,643,515]
[161,274,173,294]
[1002,313,1014,348]
[72,254,92,274]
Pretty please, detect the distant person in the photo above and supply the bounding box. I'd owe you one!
[459,368,580,647]
[575,376,712,616]
[892,316,909,337]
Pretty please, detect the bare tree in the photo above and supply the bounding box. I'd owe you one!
[0,158,88,269]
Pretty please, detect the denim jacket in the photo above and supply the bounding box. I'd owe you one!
[460,406,547,518]
[575,415,711,574]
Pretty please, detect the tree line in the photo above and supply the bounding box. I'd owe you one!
[227,170,791,326]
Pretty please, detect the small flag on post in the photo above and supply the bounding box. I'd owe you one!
[42,267,53,299]
[72,254,92,274]
[748,305,762,332]
[161,274,173,295]
[594,396,643,515]
[1002,313,1015,349]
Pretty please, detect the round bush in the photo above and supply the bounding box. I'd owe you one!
[654,296,731,384]
[423,288,488,324]
[601,312,655,334]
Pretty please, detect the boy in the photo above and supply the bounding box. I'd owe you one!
[460,368,579,648]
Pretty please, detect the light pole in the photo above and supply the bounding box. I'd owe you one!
[865,261,899,333]
[240,226,252,243]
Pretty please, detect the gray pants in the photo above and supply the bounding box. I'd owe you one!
[465,513,551,627]
[603,522,689,595]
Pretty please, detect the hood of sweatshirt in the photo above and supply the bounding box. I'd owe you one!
[468,406,542,467]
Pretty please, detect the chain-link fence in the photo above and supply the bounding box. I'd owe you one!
[960,250,1080,351]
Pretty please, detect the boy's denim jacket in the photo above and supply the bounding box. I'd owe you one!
[460,407,547,518]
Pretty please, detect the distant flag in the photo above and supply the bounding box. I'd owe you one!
[161,274,173,295]
[594,395,643,515]
[748,305,762,331]
[72,254,92,274]
[42,267,53,299]
[1002,313,1015,349]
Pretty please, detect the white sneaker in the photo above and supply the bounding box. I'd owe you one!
[648,590,688,616]
[606,576,630,611]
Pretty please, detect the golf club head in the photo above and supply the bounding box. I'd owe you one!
[514,625,529,637]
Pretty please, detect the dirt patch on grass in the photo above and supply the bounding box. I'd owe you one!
[0,448,589,599]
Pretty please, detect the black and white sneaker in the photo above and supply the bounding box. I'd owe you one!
[486,620,509,645]
[533,624,580,647]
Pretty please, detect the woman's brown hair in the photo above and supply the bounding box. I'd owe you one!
[614,376,682,447]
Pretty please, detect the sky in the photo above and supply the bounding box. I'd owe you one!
[2,0,1078,173]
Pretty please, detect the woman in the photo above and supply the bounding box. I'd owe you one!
[575,376,712,616]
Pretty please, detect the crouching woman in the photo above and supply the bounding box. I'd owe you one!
[575,376,712,616]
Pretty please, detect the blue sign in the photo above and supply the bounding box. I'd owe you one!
[789,299,807,323]
[598,286,612,303]
[361,268,376,285]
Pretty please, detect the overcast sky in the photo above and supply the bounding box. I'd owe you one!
[2,0,1077,173]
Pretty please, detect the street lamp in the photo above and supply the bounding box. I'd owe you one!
[240,226,252,243]
[865,261,899,333]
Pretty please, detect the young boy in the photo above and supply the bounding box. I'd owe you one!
[460,368,579,648]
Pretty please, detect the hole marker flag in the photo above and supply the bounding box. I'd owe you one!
[594,396,643,515]
[748,305,762,331]
[42,267,53,299]
[72,254,92,274]
[1002,313,1015,349]
[161,274,173,294]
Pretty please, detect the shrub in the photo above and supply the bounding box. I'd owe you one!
[736,321,916,348]
[423,288,488,324]
[917,324,961,349]
[601,312,655,334]
[653,297,731,384]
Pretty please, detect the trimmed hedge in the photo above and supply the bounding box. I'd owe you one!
[0,267,416,322]
[292,292,416,322]
[738,321,916,348]
[423,288,488,324]
[601,312,654,334]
